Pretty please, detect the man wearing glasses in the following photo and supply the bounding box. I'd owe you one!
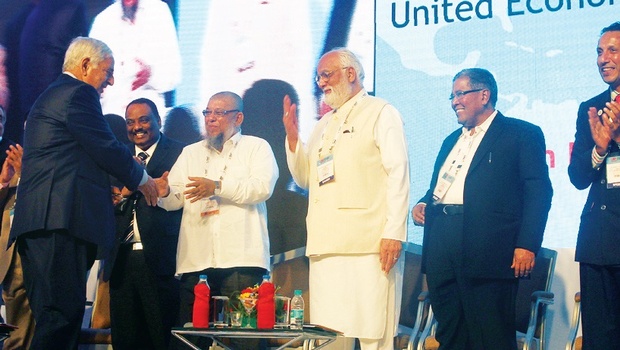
[411,68,553,349]
[284,48,410,349]
[158,91,278,350]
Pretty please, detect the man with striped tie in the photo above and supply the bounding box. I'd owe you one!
[568,21,620,350]
[106,97,185,350]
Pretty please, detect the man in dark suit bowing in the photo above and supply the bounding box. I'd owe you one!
[9,37,159,350]
[411,68,553,349]
[106,98,184,350]
[568,21,620,349]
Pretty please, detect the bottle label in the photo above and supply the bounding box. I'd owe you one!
[290,309,304,325]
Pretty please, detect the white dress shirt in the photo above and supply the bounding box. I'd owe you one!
[158,132,278,275]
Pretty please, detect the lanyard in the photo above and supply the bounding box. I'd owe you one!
[317,93,366,160]
[204,139,238,181]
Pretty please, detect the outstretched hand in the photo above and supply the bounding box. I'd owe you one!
[283,94,299,152]
[155,171,170,197]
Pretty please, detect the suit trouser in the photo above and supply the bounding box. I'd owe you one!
[109,244,180,350]
[17,229,96,350]
[1,246,35,350]
[170,266,267,350]
[579,263,620,350]
[425,212,517,350]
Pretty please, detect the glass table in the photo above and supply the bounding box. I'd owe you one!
[171,324,341,350]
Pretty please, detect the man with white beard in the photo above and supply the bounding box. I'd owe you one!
[283,48,410,350]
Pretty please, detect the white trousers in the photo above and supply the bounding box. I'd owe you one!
[309,254,403,350]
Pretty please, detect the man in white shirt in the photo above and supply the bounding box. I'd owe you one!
[283,48,410,350]
[157,91,278,349]
[89,0,181,119]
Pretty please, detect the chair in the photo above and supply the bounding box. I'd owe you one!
[393,242,432,350]
[565,292,582,350]
[420,247,557,350]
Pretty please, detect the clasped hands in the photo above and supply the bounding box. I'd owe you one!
[589,99,620,155]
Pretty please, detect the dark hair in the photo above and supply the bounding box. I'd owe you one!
[601,21,620,35]
[453,68,498,107]
[126,97,161,121]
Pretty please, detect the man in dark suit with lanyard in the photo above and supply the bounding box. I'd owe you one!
[412,68,553,349]
[568,21,620,349]
[106,97,184,349]
[9,37,159,350]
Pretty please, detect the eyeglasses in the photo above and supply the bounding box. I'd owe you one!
[315,67,350,85]
[202,109,240,117]
[449,89,484,101]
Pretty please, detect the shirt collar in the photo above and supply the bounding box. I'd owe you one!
[135,136,161,160]
[332,89,367,114]
[461,110,498,137]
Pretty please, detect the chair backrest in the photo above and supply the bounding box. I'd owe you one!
[515,247,557,340]
[399,242,427,328]
[270,247,310,322]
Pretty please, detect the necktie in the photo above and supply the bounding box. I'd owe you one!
[137,151,149,166]
[615,94,620,103]
[121,197,138,244]
[121,152,148,244]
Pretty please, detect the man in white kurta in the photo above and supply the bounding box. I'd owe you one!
[157,91,277,349]
[89,0,181,119]
[283,48,410,350]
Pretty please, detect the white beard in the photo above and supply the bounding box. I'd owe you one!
[323,82,355,109]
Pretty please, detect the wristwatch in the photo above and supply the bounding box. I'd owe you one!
[214,180,221,195]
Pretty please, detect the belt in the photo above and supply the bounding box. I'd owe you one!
[433,204,464,215]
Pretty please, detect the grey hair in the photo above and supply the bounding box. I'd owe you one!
[62,37,113,71]
[325,47,365,83]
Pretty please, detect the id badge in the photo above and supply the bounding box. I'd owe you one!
[200,196,220,216]
[432,172,455,202]
[317,154,335,186]
[607,154,620,189]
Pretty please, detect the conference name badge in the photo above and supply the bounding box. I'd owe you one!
[201,196,220,216]
[606,154,620,189]
[317,154,335,186]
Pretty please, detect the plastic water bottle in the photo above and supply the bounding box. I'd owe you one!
[193,274,210,328]
[257,274,275,329]
[289,289,304,329]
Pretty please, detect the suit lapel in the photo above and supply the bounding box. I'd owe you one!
[467,113,505,175]
[146,134,168,177]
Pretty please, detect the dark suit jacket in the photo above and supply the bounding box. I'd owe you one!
[568,89,620,265]
[420,112,553,279]
[9,73,144,254]
[104,134,184,280]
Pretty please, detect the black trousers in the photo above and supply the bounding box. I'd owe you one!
[109,245,180,350]
[580,263,620,350]
[169,266,267,350]
[17,229,96,350]
[425,212,518,350]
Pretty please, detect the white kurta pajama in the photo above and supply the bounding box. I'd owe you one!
[286,90,410,348]
[159,133,278,275]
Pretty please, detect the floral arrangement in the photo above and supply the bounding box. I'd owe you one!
[228,282,281,328]
[229,284,259,317]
